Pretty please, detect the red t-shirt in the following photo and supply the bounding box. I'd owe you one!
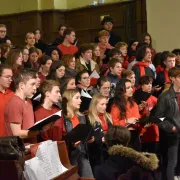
[35,106,63,141]
[57,44,78,55]
[4,95,34,136]
[111,102,141,126]
[0,89,14,136]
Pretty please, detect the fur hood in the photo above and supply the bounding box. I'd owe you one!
[108,145,159,171]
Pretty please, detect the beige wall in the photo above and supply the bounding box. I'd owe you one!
[146,0,180,52]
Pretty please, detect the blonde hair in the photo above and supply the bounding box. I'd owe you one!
[88,94,112,126]
[115,42,128,49]
[62,89,82,119]
[25,32,35,44]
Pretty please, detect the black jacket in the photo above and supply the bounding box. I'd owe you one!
[154,85,180,136]
[94,145,158,180]
[64,115,87,154]
[132,66,155,87]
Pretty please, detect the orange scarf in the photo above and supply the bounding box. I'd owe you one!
[164,69,171,83]
[133,62,150,77]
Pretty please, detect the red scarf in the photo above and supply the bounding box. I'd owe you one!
[133,62,150,77]
[164,69,171,83]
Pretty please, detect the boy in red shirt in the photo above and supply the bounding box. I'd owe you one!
[57,28,78,55]
[35,80,63,141]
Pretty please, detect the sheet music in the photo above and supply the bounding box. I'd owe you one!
[36,141,55,179]
[24,140,67,180]
[81,89,92,98]
[34,110,62,125]
[33,94,41,101]
[90,70,100,78]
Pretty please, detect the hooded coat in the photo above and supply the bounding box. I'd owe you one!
[94,145,159,180]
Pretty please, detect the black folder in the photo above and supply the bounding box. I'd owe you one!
[64,124,93,144]
[29,111,61,131]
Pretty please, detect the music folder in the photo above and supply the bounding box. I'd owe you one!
[29,110,62,131]
[64,124,93,144]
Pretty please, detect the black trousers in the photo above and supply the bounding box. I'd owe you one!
[159,130,180,180]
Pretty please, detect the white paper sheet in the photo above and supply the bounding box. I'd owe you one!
[81,89,92,99]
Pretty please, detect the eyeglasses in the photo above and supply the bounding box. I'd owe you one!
[0,30,7,33]
[101,87,111,90]
[1,76,13,80]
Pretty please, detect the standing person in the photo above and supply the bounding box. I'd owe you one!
[154,67,180,180]
[154,53,176,96]
[35,80,63,141]
[127,39,139,63]
[0,64,14,136]
[57,28,78,55]
[132,45,155,87]
[4,69,51,143]
[62,89,94,178]
[110,78,142,151]
[88,94,113,172]
[0,43,11,64]
[95,16,121,47]
[133,76,159,153]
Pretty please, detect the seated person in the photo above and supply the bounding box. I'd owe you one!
[98,30,114,64]
[76,43,99,74]
[115,42,129,69]
[35,80,63,141]
[57,28,78,55]
[51,24,67,47]
[107,58,122,86]
[0,64,14,136]
[0,24,11,45]
[63,54,78,77]
[45,46,62,61]
[38,55,52,84]
[4,69,51,143]
[94,126,159,180]
[76,70,93,114]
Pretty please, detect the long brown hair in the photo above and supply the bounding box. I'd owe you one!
[6,49,22,72]
[113,78,134,118]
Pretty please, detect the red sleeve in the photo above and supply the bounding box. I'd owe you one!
[7,100,23,124]
[110,105,127,126]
